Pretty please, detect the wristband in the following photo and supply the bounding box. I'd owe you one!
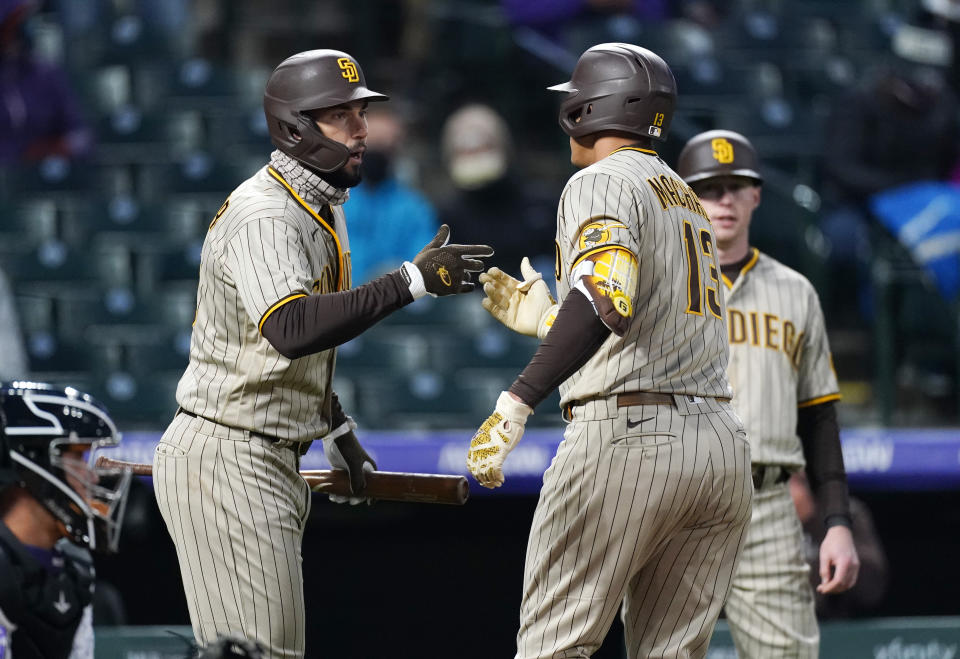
[400,261,430,299]
[321,416,357,444]
[824,513,852,529]
[496,391,534,422]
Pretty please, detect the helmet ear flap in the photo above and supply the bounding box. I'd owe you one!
[287,112,351,172]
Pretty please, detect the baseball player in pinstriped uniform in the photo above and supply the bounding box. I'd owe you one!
[468,43,753,658]
[676,130,860,658]
[152,49,492,659]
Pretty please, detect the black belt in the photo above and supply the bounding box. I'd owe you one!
[752,464,791,490]
[176,408,295,450]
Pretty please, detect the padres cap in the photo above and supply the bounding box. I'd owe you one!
[677,129,764,185]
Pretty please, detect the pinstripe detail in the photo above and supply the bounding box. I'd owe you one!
[258,292,308,334]
[798,392,842,408]
[722,249,839,656]
[554,149,731,409]
[175,164,347,442]
[158,155,346,659]
[267,166,345,292]
[724,487,819,657]
[154,414,310,658]
[516,404,751,658]
[512,146,751,658]
[725,251,840,466]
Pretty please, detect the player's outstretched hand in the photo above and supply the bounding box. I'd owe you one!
[322,419,377,505]
[817,525,860,594]
[480,257,558,339]
[467,391,532,488]
[403,224,494,297]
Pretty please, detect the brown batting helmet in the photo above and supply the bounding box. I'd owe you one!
[263,50,388,172]
[676,130,764,185]
[548,43,677,142]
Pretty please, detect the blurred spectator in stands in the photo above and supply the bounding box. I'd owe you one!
[343,106,438,284]
[818,20,959,327]
[501,0,669,44]
[790,472,889,619]
[0,0,92,164]
[678,0,728,30]
[502,0,669,24]
[0,267,26,380]
[920,0,960,95]
[437,103,556,277]
[53,0,190,44]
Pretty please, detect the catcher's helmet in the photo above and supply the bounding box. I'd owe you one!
[548,43,677,142]
[677,130,764,185]
[0,382,131,553]
[263,49,389,173]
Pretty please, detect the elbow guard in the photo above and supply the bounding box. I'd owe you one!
[570,246,638,337]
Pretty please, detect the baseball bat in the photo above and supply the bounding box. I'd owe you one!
[95,456,469,505]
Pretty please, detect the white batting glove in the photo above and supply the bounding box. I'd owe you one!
[467,391,533,488]
[321,418,376,505]
[480,257,558,339]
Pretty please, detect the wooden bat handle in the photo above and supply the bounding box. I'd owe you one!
[97,456,153,475]
[95,456,469,505]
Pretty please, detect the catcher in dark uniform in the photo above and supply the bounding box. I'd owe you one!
[0,382,132,659]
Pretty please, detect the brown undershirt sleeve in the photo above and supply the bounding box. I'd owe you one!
[797,400,852,529]
[509,289,612,409]
[260,270,413,359]
[330,391,349,429]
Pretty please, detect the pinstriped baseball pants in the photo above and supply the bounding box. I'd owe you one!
[724,483,819,658]
[154,413,311,659]
[515,398,753,659]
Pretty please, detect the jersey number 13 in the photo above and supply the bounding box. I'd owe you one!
[682,220,722,319]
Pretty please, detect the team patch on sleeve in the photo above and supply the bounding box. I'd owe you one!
[576,218,628,250]
[571,246,639,336]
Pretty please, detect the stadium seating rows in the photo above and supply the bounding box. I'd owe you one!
[0,0,954,428]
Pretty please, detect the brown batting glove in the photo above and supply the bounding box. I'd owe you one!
[322,419,377,504]
[400,224,494,297]
[196,634,265,659]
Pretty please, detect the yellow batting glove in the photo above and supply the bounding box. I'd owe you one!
[467,391,533,488]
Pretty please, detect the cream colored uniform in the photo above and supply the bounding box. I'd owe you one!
[516,147,753,659]
[154,151,351,659]
[721,248,841,658]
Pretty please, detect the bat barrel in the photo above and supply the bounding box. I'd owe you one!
[302,470,469,505]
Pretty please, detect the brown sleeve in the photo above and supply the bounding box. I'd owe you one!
[509,289,611,409]
[260,270,412,359]
[330,391,349,429]
[797,400,852,528]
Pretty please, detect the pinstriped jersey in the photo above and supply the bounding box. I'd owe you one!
[555,147,732,406]
[724,248,840,467]
[176,153,351,442]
